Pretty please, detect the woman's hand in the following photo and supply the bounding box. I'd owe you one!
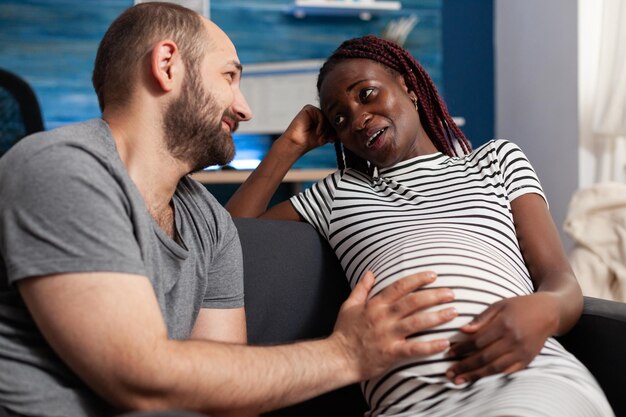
[226,105,334,219]
[279,105,334,154]
[445,292,560,384]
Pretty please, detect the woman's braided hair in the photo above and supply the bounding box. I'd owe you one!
[317,35,471,173]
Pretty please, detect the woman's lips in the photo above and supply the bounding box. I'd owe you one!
[367,127,388,150]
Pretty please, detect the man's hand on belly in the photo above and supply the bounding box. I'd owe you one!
[332,270,459,381]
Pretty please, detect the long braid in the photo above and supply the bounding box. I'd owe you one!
[318,35,471,172]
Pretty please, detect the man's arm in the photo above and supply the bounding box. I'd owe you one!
[191,309,259,417]
[190,308,247,344]
[19,270,456,415]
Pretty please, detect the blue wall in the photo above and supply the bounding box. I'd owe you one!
[443,0,494,147]
[0,0,123,129]
[0,0,493,165]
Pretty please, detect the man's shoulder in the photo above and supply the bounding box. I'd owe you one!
[1,119,113,167]
[0,119,123,199]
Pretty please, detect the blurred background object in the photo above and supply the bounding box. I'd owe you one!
[0,68,44,157]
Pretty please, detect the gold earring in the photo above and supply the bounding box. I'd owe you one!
[411,96,418,112]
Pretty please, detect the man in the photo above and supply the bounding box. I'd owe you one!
[0,3,456,416]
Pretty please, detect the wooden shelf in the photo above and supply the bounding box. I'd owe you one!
[191,168,335,184]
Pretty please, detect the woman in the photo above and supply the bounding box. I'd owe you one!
[227,35,613,417]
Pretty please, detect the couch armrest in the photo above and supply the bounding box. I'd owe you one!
[556,296,626,417]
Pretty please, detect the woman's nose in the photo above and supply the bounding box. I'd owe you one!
[353,112,372,131]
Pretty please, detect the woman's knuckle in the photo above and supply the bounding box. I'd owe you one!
[487,363,500,374]
[502,317,515,331]
[467,373,479,382]
[510,330,522,343]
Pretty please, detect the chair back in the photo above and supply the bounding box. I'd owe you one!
[0,68,44,157]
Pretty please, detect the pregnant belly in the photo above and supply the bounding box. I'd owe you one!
[361,261,532,411]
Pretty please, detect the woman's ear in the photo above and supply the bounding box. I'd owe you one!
[397,74,418,106]
[397,73,411,94]
[150,39,180,93]
[397,74,419,105]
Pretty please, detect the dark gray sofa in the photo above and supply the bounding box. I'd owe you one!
[235,217,626,417]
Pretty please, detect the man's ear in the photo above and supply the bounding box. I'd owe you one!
[150,40,180,93]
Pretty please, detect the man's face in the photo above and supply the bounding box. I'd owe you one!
[163,66,236,172]
[163,20,252,172]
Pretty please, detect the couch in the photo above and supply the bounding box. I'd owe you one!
[235,217,626,417]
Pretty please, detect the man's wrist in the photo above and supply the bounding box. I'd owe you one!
[325,331,364,384]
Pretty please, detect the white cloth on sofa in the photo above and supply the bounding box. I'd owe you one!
[564,182,626,302]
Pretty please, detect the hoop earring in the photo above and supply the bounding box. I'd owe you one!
[411,96,418,112]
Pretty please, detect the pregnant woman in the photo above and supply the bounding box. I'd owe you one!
[227,35,613,417]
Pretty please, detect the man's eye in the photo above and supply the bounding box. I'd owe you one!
[359,88,374,102]
[334,115,345,126]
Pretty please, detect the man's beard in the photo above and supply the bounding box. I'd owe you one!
[163,71,236,173]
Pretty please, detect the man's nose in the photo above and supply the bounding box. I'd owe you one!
[233,90,252,121]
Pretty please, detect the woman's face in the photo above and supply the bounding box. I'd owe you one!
[319,58,423,168]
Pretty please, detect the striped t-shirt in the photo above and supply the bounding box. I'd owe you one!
[290,140,610,416]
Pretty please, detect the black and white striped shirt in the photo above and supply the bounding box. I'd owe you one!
[291,140,612,416]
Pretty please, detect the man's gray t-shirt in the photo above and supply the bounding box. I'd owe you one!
[0,119,244,416]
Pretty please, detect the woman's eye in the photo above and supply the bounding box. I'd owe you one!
[359,87,375,102]
[333,115,345,126]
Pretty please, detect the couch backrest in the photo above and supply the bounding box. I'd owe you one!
[234,218,367,417]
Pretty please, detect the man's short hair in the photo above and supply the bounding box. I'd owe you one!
[92,2,210,112]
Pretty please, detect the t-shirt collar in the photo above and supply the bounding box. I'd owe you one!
[378,152,450,178]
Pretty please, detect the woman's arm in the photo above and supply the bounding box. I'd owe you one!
[445,193,582,384]
[511,192,583,333]
[226,105,332,220]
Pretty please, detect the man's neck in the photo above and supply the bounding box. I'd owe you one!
[103,106,190,239]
